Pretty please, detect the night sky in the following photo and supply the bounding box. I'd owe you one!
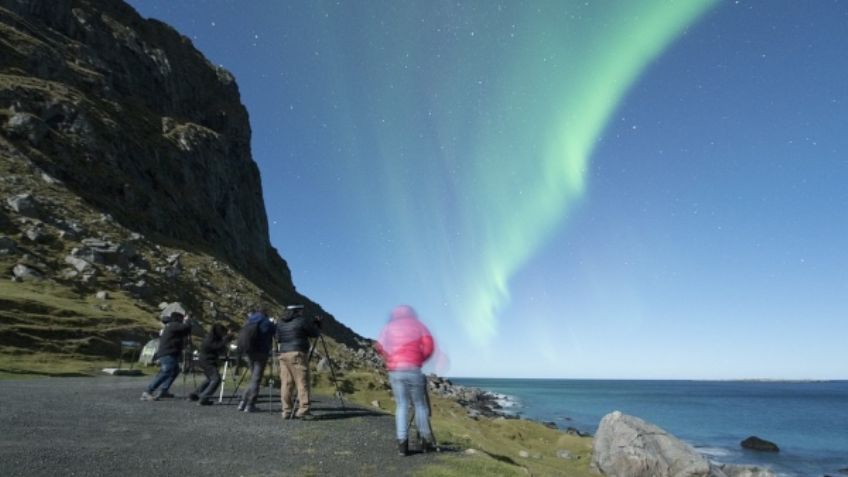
[126,0,848,379]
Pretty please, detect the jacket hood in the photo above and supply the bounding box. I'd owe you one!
[247,312,266,324]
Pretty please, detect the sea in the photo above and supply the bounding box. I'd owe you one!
[450,378,848,477]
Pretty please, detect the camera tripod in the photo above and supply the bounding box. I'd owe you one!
[180,330,198,395]
[405,381,440,452]
[286,332,346,419]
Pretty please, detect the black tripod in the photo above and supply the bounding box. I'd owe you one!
[180,328,198,395]
[287,333,346,419]
[405,382,440,452]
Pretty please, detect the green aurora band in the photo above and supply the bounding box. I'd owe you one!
[328,0,717,345]
[460,1,718,343]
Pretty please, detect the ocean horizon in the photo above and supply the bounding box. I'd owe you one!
[450,377,848,477]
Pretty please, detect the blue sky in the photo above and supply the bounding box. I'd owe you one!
[126,0,847,379]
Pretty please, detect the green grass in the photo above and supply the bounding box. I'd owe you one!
[0,278,159,377]
[315,367,595,477]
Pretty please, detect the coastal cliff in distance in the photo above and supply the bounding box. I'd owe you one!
[0,0,364,371]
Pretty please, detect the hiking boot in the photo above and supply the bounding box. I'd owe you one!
[397,439,408,457]
[296,411,314,421]
[198,398,213,406]
[155,391,175,399]
[188,393,199,401]
[237,400,246,411]
[140,391,158,401]
[244,404,258,413]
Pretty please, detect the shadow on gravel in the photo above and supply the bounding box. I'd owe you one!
[314,409,386,421]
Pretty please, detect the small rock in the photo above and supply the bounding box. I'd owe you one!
[316,357,330,372]
[556,449,573,460]
[25,226,48,243]
[464,448,478,455]
[370,400,380,409]
[0,236,17,255]
[518,450,529,458]
[5,113,48,145]
[65,255,92,273]
[95,291,109,300]
[13,264,42,281]
[741,436,779,453]
[41,172,61,184]
[6,193,40,218]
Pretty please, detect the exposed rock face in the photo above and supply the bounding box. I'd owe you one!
[0,0,286,295]
[592,411,775,477]
[0,0,364,350]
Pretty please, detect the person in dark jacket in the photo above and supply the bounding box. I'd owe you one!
[275,304,321,419]
[141,311,192,401]
[189,322,232,406]
[238,306,276,413]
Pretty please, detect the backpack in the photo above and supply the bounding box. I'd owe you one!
[237,321,260,353]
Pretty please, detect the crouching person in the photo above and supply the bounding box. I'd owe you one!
[141,311,192,401]
[190,322,232,406]
[374,305,435,456]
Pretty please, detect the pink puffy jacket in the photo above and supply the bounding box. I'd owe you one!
[375,305,434,371]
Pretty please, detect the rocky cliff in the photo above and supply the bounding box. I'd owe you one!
[0,0,364,371]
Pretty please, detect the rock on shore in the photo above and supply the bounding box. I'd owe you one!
[592,411,775,477]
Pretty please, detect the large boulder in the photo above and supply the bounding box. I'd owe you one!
[593,411,711,477]
[592,411,775,477]
[740,436,779,453]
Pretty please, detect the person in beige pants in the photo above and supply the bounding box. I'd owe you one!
[275,305,321,419]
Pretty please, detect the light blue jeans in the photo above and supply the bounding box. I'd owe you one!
[389,369,432,441]
[147,354,180,394]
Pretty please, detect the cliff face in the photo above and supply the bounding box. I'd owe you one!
[0,0,365,361]
[0,0,285,291]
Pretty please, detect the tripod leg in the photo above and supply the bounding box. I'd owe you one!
[319,334,346,410]
[424,384,439,449]
[218,360,229,403]
[227,366,249,405]
[268,352,276,414]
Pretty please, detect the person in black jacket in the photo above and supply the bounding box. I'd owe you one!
[189,322,233,406]
[275,304,321,419]
[141,311,192,401]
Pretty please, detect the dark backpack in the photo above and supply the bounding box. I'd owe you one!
[237,321,260,353]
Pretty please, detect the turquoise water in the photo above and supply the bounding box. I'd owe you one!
[450,378,848,476]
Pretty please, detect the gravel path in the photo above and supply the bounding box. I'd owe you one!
[0,376,438,477]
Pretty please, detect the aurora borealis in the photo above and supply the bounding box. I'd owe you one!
[129,1,848,379]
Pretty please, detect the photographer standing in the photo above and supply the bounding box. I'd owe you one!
[141,311,192,401]
[275,304,321,419]
[237,306,275,413]
[190,322,233,406]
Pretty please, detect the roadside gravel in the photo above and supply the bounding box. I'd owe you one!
[0,376,436,476]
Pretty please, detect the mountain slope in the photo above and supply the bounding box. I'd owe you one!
[0,0,365,373]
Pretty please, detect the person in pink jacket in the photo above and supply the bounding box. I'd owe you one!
[375,305,435,456]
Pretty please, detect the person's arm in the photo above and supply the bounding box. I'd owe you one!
[373,341,386,359]
[306,315,321,338]
[419,325,434,361]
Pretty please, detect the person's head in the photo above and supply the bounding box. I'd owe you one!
[390,305,417,321]
[170,311,185,322]
[210,322,228,338]
[248,303,267,319]
[286,304,304,317]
